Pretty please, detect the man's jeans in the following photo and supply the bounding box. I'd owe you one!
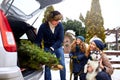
[44,47,66,80]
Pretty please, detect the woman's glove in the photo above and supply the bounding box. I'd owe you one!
[69,53,77,59]
[71,56,77,59]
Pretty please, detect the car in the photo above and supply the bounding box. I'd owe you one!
[0,0,62,80]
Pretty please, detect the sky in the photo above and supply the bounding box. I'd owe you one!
[7,0,119,42]
[53,0,120,30]
[28,0,120,42]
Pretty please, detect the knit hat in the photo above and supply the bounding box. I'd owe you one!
[76,36,85,42]
[93,40,106,50]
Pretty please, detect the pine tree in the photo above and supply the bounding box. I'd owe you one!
[80,0,106,43]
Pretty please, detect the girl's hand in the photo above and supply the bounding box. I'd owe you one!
[87,65,93,73]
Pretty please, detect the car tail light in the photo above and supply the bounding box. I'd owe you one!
[0,10,16,52]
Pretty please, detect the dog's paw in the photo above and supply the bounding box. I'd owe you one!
[84,64,88,73]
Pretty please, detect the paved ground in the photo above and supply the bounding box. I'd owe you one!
[40,54,120,80]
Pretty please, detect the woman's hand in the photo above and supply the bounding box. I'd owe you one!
[99,58,104,69]
[87,65,93,73]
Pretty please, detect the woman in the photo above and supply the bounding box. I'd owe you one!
[80,39,113,80]
[69,36,89,80]
[34,11,66,80]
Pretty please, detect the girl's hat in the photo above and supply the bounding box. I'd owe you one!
[76,36,85,42]
[93,40,106,50]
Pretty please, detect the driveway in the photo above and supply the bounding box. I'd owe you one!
[39,54,120,80]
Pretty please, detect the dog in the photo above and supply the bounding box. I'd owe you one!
[84,50,101,80]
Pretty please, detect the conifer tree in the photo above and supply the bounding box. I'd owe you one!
[80,0,106,43]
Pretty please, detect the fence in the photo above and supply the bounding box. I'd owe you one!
[104,50,120,69]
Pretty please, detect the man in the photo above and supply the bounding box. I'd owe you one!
[34,11,66,80]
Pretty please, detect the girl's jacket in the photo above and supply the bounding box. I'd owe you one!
[69,49,88,73]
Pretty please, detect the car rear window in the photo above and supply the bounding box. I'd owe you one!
[9,0,40,15]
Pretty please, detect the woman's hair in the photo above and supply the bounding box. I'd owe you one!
[47,11,63,21]
[70,39,88,57]
[86,44,104,57]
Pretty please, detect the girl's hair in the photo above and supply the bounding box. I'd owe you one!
[47,11,63,21]
[70,40,88,57]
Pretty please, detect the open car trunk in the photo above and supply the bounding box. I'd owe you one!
[0,0,63,79]
[7,16,42,77]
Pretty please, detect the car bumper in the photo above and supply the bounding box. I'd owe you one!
[24,70,43,80]
[0,66,24,80]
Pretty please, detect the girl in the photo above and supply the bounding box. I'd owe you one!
[80,39,113,80]
[69,36,89,80]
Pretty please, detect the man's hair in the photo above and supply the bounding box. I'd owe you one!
[47,11,63,21]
